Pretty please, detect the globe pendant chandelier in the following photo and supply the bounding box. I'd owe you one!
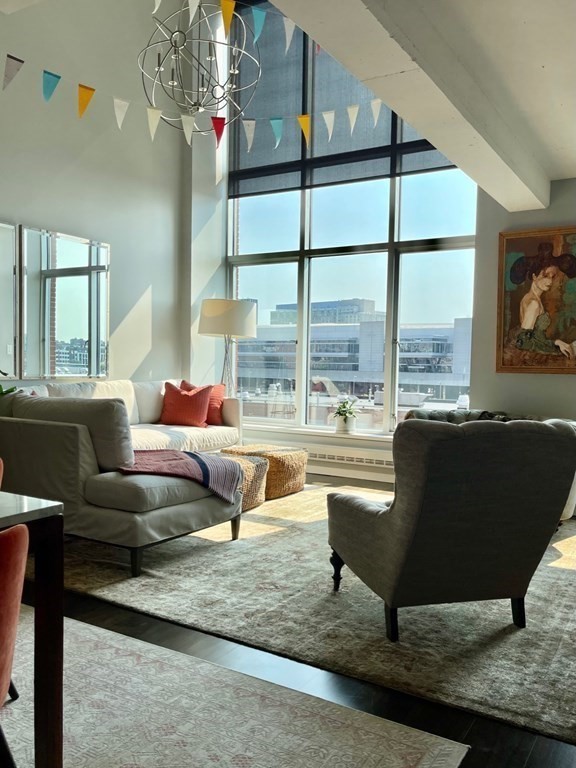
[138,0,261,134]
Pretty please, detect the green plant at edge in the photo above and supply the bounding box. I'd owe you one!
[0,384,17,397]
[331,399,357,423]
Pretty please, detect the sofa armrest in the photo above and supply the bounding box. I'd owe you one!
[0,417,99,524]
[221,398,241,430]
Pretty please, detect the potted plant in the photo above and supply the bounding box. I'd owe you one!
[331,398,357,434]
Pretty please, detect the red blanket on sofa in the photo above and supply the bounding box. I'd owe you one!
[119,450,242,504]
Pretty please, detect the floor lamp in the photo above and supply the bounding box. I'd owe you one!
[198,299,257,396]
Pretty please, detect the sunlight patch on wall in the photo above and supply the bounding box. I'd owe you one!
[109,286,152,378]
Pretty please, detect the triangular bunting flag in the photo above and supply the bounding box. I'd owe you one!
[153,0,162,14]
[221,0,235,38]
[252,7,266,44]
[181,114,195,146]
[283,18,295,54]
[42,70,61,102]
[270,118,283,149]
[371,98,382,127]
[3,55,24,91]
[212,116,226,148]
[297,114,311,147]
[188,0,199,25]
[113,98,130,130]
[78,84,96,118]
[147,107,163,140]
[322,110,335,142]
[242,119,256,153]
[347,104,359,135]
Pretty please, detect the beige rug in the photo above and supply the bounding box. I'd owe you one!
[1,607,468,767]
[57,484,576,744]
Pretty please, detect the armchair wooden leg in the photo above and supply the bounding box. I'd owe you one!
[230,515,241,541]
[330,549,345,592]
[130,548,143,578]
[385,604,399,642]
[8,680,18,701]
[511,597,526,628]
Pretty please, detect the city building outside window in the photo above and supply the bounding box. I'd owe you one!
[228,3,476,433]
[21,228,109,378]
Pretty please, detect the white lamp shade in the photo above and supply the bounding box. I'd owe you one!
[198,299,257,338]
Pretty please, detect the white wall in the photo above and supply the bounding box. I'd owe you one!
[0,0,187,381]
[471,179,576,419]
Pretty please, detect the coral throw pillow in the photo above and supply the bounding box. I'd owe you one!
[160,382,213,427]
[181,380,226,426]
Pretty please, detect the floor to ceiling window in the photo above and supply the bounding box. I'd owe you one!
[228,2,477,434]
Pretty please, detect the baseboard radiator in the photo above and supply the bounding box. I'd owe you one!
[307,446,395,482]
[242,427,395,483]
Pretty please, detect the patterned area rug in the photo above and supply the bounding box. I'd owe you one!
[2,607,468,768]
[57,484,576,744]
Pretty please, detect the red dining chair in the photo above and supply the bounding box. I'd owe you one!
[0,463,29,766]
[0,460,19,700]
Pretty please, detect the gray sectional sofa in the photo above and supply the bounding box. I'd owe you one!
[0,379,243,575]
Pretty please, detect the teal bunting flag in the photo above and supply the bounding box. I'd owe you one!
[252,7,266,44]
[270,117,283,149]
[42,70,61,102]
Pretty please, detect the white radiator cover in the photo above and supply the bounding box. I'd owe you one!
[242,427,395,483]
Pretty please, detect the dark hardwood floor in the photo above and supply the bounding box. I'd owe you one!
[27,473,576,767]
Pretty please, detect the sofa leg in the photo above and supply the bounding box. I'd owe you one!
[130,548,143,577]
[330,549,345,592]
[230,515,241,540]
[385,604,399,642]
[511,597,526,628]
[8,680,18,702]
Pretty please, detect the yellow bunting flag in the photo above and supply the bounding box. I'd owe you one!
[297,114,311,147]
[78,84,95,118]
[220,0,236,37]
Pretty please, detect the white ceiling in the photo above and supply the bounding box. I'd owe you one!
[270,0,576,212]
[3,0,574,212]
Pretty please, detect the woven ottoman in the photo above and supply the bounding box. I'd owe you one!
[223,454,269,511]
[222,444,308,500]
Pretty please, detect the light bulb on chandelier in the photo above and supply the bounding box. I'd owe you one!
[138,0,261,134]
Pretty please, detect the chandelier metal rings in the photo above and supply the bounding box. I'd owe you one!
[138,0,261,133]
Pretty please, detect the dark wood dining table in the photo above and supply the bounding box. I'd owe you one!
[0,491,64,768]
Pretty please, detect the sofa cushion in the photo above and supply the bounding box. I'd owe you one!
[159,382,212,427]
[132,380,179,424]
[46,379,140,425]
[18,385,49,397]
[12,395,134,471]
[85,472,215,512]
[0,393,19,417]
[181,380,226,426]
[130,423,239,452]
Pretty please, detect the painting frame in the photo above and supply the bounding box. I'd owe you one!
[497,225,576,374]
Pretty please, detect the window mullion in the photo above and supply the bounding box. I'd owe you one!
[295,251,309,427]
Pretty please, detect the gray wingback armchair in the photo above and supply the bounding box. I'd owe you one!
[327,418,576,642]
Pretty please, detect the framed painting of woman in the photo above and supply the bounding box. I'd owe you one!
[497,226,576,374]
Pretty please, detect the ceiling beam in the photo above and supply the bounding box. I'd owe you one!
[269,0,550,212]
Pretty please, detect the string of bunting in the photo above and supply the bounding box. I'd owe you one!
[0,0,383,150]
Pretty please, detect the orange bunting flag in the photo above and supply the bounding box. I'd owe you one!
[211,116,226,148]
[220,0,235,37]
[297,114,311,147]
[78,84,95,118]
